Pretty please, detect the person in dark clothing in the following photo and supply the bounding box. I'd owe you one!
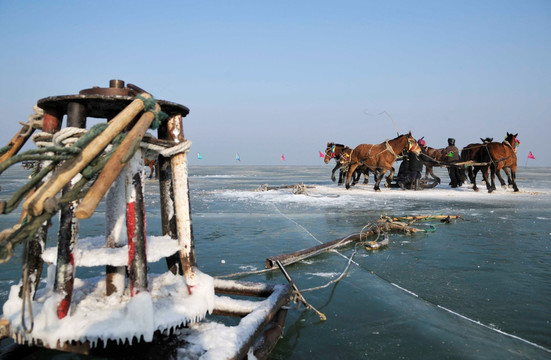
[398,145,424,190]
[442,138,462,188]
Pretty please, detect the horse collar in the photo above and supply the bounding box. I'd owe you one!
[503,140,516,152]
[385,140,399,159]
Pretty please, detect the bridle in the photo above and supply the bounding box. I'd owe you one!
[325,144,341,159]
[504,135,519,153]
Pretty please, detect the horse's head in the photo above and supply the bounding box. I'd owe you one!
[480,137,493,144]
[388,131,419,155]
[323,143,335,164]
[405,132,421,154]
[324,143,345,163]
[338,147,353,166]
[505,132,519,151]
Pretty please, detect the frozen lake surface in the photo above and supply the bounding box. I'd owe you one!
[1,165,550,359]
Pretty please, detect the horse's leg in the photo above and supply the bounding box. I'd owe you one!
[385,167,395,187]
[496,169,506,188]
[345,163,360,189]
[374,170,386,191]
[149,164,154,179]
[468,166,475,184]
[501,167,513,187]
[338,169,344,185]
[486,166,496,193]
[362,168,369,184]
[352,169,360,185]
[510,165,519,192]
[471,167,480,192]
[331,163,341,182]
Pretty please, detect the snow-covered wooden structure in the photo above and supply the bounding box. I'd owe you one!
[0,80,291,359]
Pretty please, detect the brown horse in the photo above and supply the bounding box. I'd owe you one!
[479,132,519,193]
[338,146,377,186]
[344,132,418,191]
[460,138,493,192]
[144,158,157,179]
[420,146,443,183]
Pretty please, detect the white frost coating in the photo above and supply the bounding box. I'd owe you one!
[171,148,197,287]
[213,278,274,294]
[125,149,144,205]
[214,295,261,314]
[105,170,127,247]
[176,284,288,359]
[3,270,215,348]
[42,235,182,267]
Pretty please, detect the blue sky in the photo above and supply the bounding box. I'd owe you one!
[1,0,549,165]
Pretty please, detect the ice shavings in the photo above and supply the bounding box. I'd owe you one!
[306,272,339,279]
[177,284,289,360]
[41,235,182,267]
[2,269,215,348]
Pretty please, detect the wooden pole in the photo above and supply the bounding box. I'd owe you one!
[157,117,180,275]
[266,216,432,268]
[276,260,326,321]
[126,150,148,295]
[389,214,461,222]
[266,233,365,269]
[54,101,86,319]
[19,111,62,300]
[105,171,127,296]
[24,94,152,216]
[168,137,197,291]
[74,103,159,219]
[0,127,35,164]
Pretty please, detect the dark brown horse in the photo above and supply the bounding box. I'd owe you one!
[460,138,493,192]
[420,146,443,183]
[144,158,157,179]
[344,132,418,191]
[324,143,347,182]
[479,132,519,193]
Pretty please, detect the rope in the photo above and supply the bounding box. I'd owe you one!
[31,132,53,148]
[385,140,400,159]
[135,94,169,130]
[0,132,125,262]
[159,140,192,157]
[0,145,11,157]
[52,127,87,147]
[301,241,364,293]
[135,94,157,112]
[20,239,34,333]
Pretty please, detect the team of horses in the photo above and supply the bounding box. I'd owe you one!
[325,132,519,193]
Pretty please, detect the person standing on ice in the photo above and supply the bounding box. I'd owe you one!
[442,138,461,188]
[398,140,424,190]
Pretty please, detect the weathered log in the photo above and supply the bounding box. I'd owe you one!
[388,214,461,221]
[265,232,366,269]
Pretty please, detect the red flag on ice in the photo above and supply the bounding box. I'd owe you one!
[528,152,535,160]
